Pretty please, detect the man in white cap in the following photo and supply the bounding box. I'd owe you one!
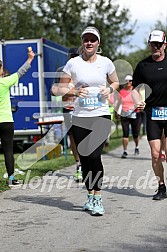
[133,30,167,200]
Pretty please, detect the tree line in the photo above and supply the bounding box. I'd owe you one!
[0,0,134,60]
[0,0,166,68]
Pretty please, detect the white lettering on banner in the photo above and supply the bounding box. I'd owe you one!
[10,83,33,96]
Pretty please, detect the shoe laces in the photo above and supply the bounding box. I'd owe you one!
[86,195,93,202]
[93,198,102,207]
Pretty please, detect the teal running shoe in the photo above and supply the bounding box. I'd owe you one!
[92,195,105,216]
[83,194,94,211]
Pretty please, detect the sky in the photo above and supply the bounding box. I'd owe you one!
[117,0,167,53]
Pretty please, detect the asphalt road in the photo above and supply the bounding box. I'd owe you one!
[0,136,167,252]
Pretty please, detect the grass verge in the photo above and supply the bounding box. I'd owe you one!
[0,130,122,193]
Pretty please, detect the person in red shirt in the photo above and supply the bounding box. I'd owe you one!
[115,75,142,158]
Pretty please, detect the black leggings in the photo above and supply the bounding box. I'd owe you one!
[121,113,142,138]
[0,122,14,177]
[72,115,111,191]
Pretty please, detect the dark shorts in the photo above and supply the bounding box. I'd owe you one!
[146,108,167,141]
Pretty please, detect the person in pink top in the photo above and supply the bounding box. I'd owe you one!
[116,75,142,158]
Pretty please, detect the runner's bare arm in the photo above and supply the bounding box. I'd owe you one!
[100,70,119,98]
[131,88,146,110]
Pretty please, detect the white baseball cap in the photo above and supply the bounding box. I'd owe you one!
[81,27,100,42]
[125,75,132,82]
[148,30,166,43]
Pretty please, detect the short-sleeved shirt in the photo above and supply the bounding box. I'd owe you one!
[63,54,115,117]
[0,73,18,122]
[118,88,135,112]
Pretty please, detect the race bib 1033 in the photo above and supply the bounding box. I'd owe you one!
[79,93,103,109]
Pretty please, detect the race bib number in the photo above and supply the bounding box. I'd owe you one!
[79,94,102,109]
[151,107,167,120]
[126,110,137,119]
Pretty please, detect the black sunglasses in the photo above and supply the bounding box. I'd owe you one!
[83,38,98,43]
[150,42,164,48]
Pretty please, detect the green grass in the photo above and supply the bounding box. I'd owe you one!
[0,179,9,192]
[0,129,122,193]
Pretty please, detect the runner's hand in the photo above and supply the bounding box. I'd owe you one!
[77,86,89,98]
[99,87,110,98]
[137,101,146,110]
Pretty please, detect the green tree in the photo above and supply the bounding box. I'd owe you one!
[0,0,135,60]
[14,0,44,38]
[123,20,167,71]
[0,0,17,39]
[84,0,135,59]
[36,0,88,46]
[152,20,167,34]
[121,48,150,71]
[36,0,135,59]
[0,0,44,39]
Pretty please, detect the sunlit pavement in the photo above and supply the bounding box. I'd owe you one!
[0,136,167,252]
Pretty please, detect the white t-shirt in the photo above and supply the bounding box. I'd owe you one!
[63,54,115,117]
